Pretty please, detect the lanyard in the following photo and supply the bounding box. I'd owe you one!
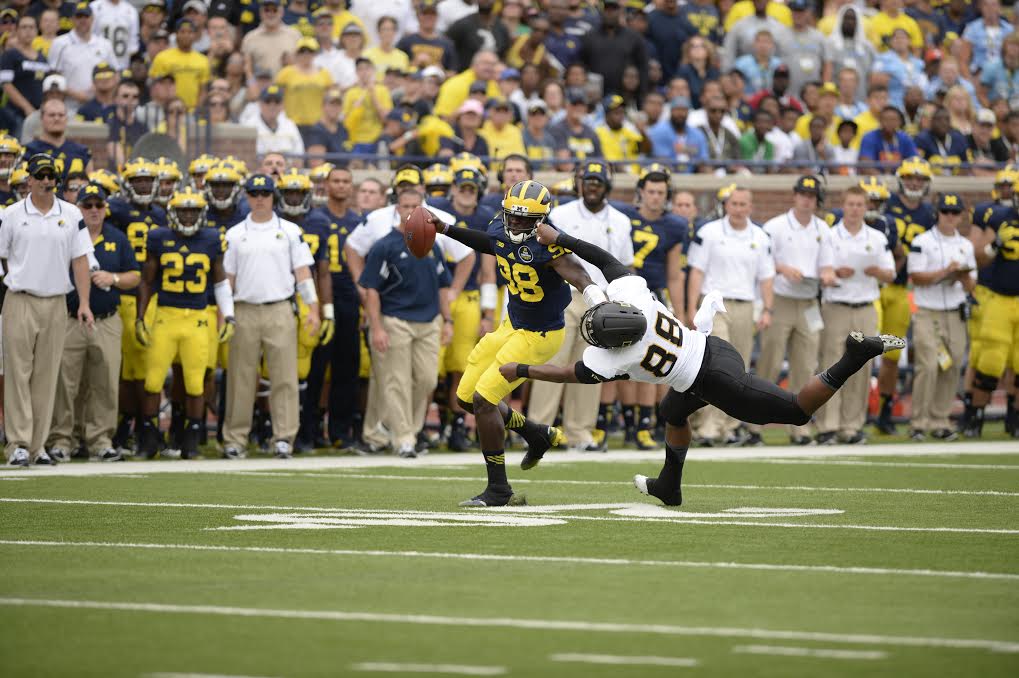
[702,124,726,158]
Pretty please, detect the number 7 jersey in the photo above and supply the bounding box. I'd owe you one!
[583,276,707,392]
[146,226,222,310]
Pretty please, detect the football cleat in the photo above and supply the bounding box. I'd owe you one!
[398,442,418,459]
[843,430,867,445]
[34,450,53,465]
[633,474,682,506]
[743,432,764,447]
[520,426,566,470]
[7,448,29,466]
[95,448,123,462]
[847,332,906,361]
[815,431,838,446]
[459,485,526,507]
[222,446,246,460]
[635,429,657,450]
[909,429,926,442]
[930,428,959,442]
[48,447,70,463]
[273,441,293,459]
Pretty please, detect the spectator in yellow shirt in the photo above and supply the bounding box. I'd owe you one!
[148,19,210,111]
[434,49,501,120]
[275,36,334,129]
[595,94,647,172]
[364,16,411,80]
[851,85,890,146]
[343,57,393,152]
[867,0,924,53]
[480,98,526,160]
[724,0,793,32]
[794,82,842,144]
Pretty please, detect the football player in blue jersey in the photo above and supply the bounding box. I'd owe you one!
[136,188,234,459]
[426,179,599,506]
[0,134,23,207]
[609,164,689,450]
[107,158,168,454]
[423,163,454,200]
[303,166,365,447]
[876,156,936,434]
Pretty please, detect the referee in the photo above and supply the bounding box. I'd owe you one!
[0,154,94,466]
[222,174,320,460]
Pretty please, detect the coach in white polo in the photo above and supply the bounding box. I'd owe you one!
[223,173,319,460]
[529,161,633,450]
[686,186,774,446]
[754,175,836,444]
[815,185,896,445]
[0,153,94,466]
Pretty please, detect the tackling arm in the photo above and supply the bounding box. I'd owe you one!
[500,360,630,384]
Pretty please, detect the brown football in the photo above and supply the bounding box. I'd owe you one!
[404,205,436,258]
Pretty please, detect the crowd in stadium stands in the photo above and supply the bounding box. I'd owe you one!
[0,0,1016,467]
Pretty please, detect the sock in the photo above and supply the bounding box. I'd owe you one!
[596,403,610,430]
[504,408,545,440]
[961,392,975,422]
[1007,394,1016,414]
[638,406,653,431]
[139,416,161,455]
[623,405,636,431]
[183,417,202,454]
[819,346,880,390]
[879,393,895,419]
[650,444,688,503]
[483,450,508,487]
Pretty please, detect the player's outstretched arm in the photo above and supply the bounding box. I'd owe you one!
[500,361,630,385]
[536,222,631,283]
[429,210,495,254]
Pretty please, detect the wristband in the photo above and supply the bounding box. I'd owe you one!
[214,279,235,318]
[480,282,497,311]
[323,303,335,321]
[297,277,319,305]
[515,364,530,379]
[583,284,608,307]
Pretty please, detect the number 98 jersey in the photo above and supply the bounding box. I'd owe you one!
[582,276,707,393]
[146,226,222,310]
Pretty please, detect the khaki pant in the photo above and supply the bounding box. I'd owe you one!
[2,292,67,460]
[815,302,877,436]
[224,301,299,448]
[697,299,755,440]
[754,295,821,438]
[911,307,966,432]
[364,315,441,449]
[528,291,600,446]
[48,314,123,454]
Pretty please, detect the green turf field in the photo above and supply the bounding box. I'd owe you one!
[1,441,1017,678]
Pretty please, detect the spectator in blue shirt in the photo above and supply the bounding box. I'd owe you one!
[873,29,928,109]
[858,105,918,174]
[732,29,782,96]
[914,106,973,175]
[961,0,1014,74]
[980,34,1019,108]
[359,187,455,458]
[648,95,709,173]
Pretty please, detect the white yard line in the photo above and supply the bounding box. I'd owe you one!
[732,460,1019,470]
[349,663,505,676]
[549,653,699,667]
[145,674,280,678]
[0,441,1014,478]
[267,471,1019,497]
[4,539,1016,582]
[1,597,1016,654]
[732,645,888,660]
[2,497,1016,534]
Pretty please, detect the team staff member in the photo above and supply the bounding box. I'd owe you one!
[47,183,139,463]
[876,156,936,434]
[907,193,976,441]
[480,154,532,212]
[137,188,230,460]
[815,186,896,445]
[0,153,94,466]
[530,161,633,451]
[686,186,775,446]
[222,174,320,460]
[754,175,835,445]
[360,188,454,458]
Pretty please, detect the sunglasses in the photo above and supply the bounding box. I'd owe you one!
[939,209,962,215]
[708,108,726,114]
[80,201,105,210]
[33,172,56,181]
[209,101,227,108]
[247,190,273,198]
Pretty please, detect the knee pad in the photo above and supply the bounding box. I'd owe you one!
[974,371,1000,393]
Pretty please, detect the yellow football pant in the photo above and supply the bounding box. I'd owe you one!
[144,306,210,397]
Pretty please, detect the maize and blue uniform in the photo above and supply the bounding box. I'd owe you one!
[882,194,935,360]
[204,207,246,369]
[456,214,572,406]
[143,226,221,397]
[620,205,688,304]
[23,138,91,180]
[973,205,1019,381]
[107,198,167,380]
[969,201,1011,367]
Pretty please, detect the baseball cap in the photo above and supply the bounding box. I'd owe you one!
[925,48,943,63]
[152,27,170,41]
[73,2,92,17]
[669,95,692,110]
[27,154,57,176]
[469,81,488,95]
[486,97,511,111]
[421,65,445,81]
[0,8,17,21]
[581,161,611,184]
[260,85,283,102]
[603,0,622,5]
[296,37,320,52]
[819,82,840,98]
[176,17,197,31]
[499,68,521,81]
[788,0,811,10]
[457,99,484,116]
[43,74,67,92]
[244,174,276,193]
[977,108,997,125]
[313,7,333,21]
[774,64,790,76]
[324,87,343,103]
[260,0,282,6]
[938,193,965,213]
[93,62,116,80]
[453,167,483,187]
[341,22,363,36]
[182,0,207,14]
[143,0,167,10]
[418,0,439,12]
[793,174,823,197]
[528,100,548,114]
[603,94,625,111]
[77,183,107,204]
[566,88,587,105]
[386,108,416,126]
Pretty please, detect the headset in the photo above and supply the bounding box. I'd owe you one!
[636,162,673,201]
[497,153,533,186]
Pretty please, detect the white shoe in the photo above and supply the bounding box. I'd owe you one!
[223,446,246,460]
[161,448,182,460]
[48,447,71,463]
[95,448,123,462]
[34,450,53,465]
[273,441,293,459]
[633,474,650,497]
[397,442,417,458]
[7,448,29,466]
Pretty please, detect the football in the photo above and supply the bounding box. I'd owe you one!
[404,205,436,258]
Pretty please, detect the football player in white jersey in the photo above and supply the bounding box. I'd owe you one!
[90,0,140,70]
[501,222,905,507]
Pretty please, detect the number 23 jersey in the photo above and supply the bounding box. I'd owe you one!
[583,276,707,393]
[146,226,222,310]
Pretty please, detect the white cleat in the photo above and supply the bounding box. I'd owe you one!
[633,474,651,497]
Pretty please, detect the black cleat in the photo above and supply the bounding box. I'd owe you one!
[847,331,906,361]
[447,423,471,452]
[633,474,682,506]
[519,426,566,470]
[459,484,526,507]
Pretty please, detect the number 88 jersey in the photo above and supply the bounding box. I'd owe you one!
[146,226,222,310]
[582,276,707,393]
